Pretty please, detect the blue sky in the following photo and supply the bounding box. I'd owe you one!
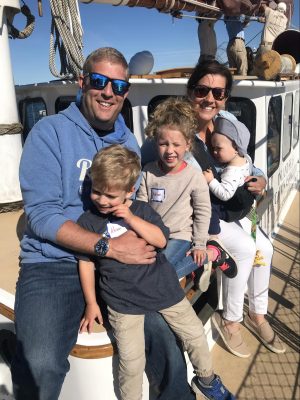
[10,0,300,85]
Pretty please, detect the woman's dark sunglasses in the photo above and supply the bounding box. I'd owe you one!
[85,72,130,96]
[193,85,229,101]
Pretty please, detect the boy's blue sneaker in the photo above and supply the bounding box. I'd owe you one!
[191,375,236,400]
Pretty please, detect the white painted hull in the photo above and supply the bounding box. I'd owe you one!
[0,286,217,399]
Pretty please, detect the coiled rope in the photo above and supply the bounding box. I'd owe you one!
[0,123,23,136]
[0,202,23,214]
[8,2,35,40]
[49,0,84,80]
[0,122,24,211]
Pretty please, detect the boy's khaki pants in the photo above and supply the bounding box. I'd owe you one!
[108,297,214,400]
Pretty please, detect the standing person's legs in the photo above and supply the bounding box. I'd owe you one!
[226,41,236,70]
[234,39,248,75]
[198,20,217,62]
[227,39,248,75]
[11,262,85,400]
[144,313,196,400]
[108,308,145,400]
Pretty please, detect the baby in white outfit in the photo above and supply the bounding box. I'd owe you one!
[203,116,252,200]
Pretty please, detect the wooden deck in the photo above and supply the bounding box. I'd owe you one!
[208,191,300,400]
[0,209,24,295]
[0,192,299,399]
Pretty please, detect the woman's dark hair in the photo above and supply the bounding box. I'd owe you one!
[187,60,233,95]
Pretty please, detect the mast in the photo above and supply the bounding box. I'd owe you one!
[0,0,22,205]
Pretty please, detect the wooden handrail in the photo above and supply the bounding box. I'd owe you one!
[0,303,14,322]
[72,343,117,359]
[0,302,116,359]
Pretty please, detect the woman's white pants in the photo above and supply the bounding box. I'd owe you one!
[219,217,273,322]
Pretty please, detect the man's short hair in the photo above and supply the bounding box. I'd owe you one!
[90,145,140,192]
[83,47,129,78]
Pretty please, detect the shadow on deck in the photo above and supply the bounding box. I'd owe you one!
[210,192,299,400]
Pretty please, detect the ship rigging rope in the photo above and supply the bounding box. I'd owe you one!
[49,0,84,79]
[182,0,220,12]
[8,1,35,39]
[175,13,265,46]
[0,201,23,213]
[0,123,23,136]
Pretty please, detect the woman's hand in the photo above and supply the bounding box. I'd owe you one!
[245,176,266,195]
[203,168,214,183]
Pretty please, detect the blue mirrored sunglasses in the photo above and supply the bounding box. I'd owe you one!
[85,72,130,96]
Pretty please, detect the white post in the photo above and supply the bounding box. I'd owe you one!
[0,0,22,203]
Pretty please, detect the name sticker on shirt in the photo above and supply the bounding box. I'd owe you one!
[150,188,165,203]
[107,221,129,238]
[106,221,128,238]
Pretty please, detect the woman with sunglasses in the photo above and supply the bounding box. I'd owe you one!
[187,60,286,358]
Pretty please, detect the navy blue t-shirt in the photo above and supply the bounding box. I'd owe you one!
[77,200,184,314]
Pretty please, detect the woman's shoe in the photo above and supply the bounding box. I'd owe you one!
[212,312,251,358]
[244,314,286,354]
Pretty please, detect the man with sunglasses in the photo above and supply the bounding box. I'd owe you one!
[12,47,196,400]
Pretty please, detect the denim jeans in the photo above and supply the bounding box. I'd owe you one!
[11,262,85,400]
[163,239,202,279]
[11,262,195,400]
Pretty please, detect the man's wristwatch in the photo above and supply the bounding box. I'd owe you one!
[94,235,110,257]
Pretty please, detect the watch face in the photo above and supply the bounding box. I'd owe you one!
[95,238,109,257]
